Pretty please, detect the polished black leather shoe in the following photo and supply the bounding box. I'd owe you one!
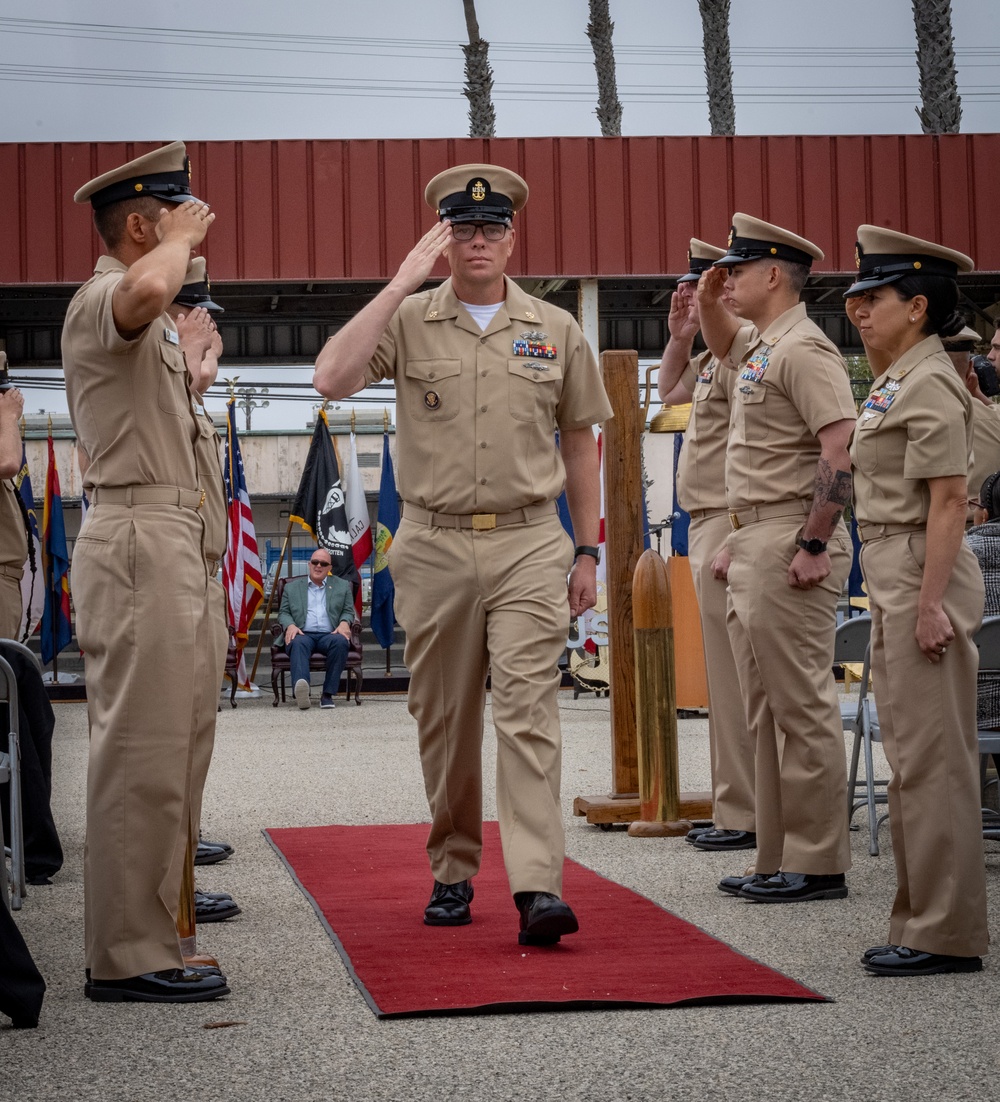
[194,841,231,866]
[85,969,231,1003]
[423,880,474,926]
[863,946,982,977]
[717,871,774,897]
[685,823,715,843]
[739,871,848,903]
[514,892,579,946]
[201,836,234,856]
[195,890,242,923]
[690,829,757,852]
[861,943,901,962]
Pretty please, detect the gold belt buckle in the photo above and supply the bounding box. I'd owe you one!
[197,489,206,510]
[729,512,741,530]
[472,513,497,531]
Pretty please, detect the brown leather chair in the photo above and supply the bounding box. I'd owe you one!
[269,575,363,706]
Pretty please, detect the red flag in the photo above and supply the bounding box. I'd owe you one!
[222,401,263,687]
[345,431,373,617]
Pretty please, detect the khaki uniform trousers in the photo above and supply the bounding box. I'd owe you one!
[189,576,228,846]
[73,503,215,980]
[861,532,989,957]
[0,569,22,639]
[726,518,852,875]
[390,513,574,896]
[688,512,755,831]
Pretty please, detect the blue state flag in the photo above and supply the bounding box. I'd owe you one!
[371,432,400,649]
[41,434,72,664]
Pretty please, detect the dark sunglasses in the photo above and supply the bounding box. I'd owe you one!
[310,559,331,567]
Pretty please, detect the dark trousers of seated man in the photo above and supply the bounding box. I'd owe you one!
[289,631,350,698]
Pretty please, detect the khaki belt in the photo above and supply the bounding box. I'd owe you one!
[0,564,23,579]
[687,506,730,522]
[729,499,811,530]
[856,521,925,543]
[403,501,557,531]
[90,485,206,510]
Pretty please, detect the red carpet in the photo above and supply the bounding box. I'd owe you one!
[264,822,827,1018]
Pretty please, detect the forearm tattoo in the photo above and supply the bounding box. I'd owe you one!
[812,458,853,529]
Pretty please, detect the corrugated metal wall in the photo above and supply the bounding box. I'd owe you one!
[3,134,998,285]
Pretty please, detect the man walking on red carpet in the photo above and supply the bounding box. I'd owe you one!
[314,164,610,945]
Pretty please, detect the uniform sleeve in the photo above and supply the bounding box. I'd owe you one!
[782,335,858,435]
[87,272,147,356]
[555,319,614,431]
[680,356,701,392]
[363,314,400,385]
[721,323,759,371]
[902,371,972,481]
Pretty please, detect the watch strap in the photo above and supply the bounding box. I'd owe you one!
[574,544,601,562]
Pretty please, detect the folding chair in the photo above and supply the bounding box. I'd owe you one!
[834,615,889,856]
[972,615,1000,841]
[0,650,25,911]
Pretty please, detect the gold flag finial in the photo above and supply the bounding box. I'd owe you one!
[350,408,356,434]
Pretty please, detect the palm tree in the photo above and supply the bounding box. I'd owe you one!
[586,0,623,136]
[698,0,736,136]
[461,0,496,138]
[912,0,962,134]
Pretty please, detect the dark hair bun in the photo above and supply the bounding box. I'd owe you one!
[938,311,967,340]
[980,470,1000,522]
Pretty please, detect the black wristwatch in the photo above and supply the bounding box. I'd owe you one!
[797,537,828,556]
[574,544,601,564]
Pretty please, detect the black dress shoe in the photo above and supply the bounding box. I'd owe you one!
[717,872,774,897]
[689,829,757,852]
[514,892,579,946]
[685,823,715,843]
[863,946,982,977]
[194,841,231,866]
[196,888,233,902]
[739,871,848,903]
[195,891,242,923]
[861,943,900,962]
[423,880,474,926]
[85,969,231,1003]
[201,836,235,856]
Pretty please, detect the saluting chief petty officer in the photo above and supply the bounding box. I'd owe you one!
[698,214,856,904]
[63,142,230,1003]
[314,164,611,946]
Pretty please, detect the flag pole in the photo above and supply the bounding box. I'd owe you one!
[46,415,59,684]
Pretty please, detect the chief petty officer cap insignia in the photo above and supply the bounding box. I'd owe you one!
[678,238,728,283]
[714,213,823,269]
[844,225,974,298]
[425,163,529,226]
[74,140,202,209]
[173,256,224,314]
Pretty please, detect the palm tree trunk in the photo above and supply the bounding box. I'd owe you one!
[698,0,736,136]
[912,0,962,134]
[586,0,623,137]
[462,0,496,138]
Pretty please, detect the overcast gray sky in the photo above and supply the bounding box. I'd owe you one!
[0,0,997,141]
[5,1,998,430]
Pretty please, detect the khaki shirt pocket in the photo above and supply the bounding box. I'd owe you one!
[507,359,563,423]
[853,410,885,475]
[734,382,767,441]
[403,359,462,422]
[693,377,713,403]
[157,339,191,418]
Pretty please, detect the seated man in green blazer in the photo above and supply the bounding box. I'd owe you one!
[277,548,356,709]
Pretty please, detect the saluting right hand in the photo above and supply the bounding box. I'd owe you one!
[0,386,24,423]
[389,221,453,296]
[668,287,700,342]
[155,200,215,249]
[696,266,727,307]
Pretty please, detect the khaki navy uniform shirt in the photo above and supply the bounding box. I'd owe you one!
[193,399,226,562]
[62,256,200,493]
[363,278,612,514]
[0,478,27,572]
[850,335,973,526]
[722,303,856,510]
[969,399,1000,508]
[676,350,732,514]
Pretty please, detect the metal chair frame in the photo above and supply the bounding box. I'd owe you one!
[973,615,1000,841]
[835,615,889,856]
[0,640,37,912]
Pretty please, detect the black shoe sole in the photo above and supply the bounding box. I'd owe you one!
[423,913,472,927]
[84,982,231,1003]
[741,886,848,903]
[194,850,231,866]
[689,837,757,852]
[518,911,579,946]
[863,958,982,977]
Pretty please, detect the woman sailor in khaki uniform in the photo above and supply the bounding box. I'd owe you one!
[847,226,989,977]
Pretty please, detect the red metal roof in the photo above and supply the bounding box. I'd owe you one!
[3,134,999,285]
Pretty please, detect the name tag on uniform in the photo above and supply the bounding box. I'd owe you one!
[164,328,179,345]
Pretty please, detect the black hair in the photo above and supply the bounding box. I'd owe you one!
[979,470,1000,523]
[776,259,810,295]
[93,196,163,250]
[891,273,965,339]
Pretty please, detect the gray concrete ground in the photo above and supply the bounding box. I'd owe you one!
[5,688,1000,1102]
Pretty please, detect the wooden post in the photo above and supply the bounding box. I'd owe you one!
[628,549,693,837]
[573,349,643,825]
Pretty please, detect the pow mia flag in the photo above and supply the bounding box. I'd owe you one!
[290,410,358,586]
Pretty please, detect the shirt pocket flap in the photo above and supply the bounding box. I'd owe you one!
[404,359,462,384]
[507,359,562,383]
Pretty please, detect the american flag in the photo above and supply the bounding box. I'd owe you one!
[222,400,263,688]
